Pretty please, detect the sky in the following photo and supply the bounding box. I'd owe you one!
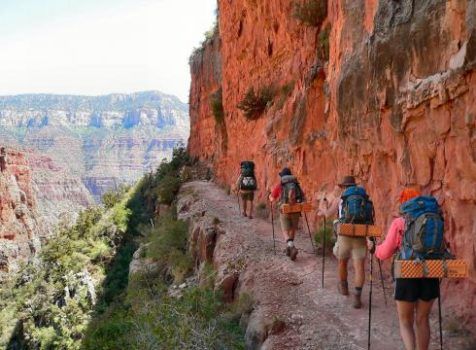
[0,0,217,102]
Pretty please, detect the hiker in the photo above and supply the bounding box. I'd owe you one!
[317,175,373,308]
[268,167,305,261]
[0,147,7,172]
[234,161,257,219]
[367,188,441,350]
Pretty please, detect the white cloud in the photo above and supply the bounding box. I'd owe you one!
[0,0,216,102]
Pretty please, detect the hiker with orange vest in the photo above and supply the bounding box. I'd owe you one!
[367,188,442,350]
[268,167,305,261]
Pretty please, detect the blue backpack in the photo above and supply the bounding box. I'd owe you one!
[399,196,446,260]
[341,186,374,225]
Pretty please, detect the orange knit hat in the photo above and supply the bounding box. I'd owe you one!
[399,188,421,204]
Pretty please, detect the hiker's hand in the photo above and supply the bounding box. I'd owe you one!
[317,209,326,218]
[367,239,376,254]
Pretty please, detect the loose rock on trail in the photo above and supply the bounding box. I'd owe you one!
[177,181,474,350]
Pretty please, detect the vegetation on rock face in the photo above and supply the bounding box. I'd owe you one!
[0,198,132,349]
[292,0,328,27]
[237,86,274,120]
[317,25,331,61]
[210,88,225,125]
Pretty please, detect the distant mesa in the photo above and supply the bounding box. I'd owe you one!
[0,90,190,201]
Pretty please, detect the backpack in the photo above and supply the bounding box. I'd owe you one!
[340,186,374,224]
[239,161,257,191]
[398,196,446,260]
[280,175,304,205]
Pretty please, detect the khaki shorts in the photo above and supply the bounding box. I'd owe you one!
[280,212,300,231]
[240,191,254,201]
[333,235,367,260]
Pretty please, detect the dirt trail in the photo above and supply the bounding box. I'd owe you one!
[177,181,473,350]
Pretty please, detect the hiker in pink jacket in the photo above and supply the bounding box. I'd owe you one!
[367,188,439,350]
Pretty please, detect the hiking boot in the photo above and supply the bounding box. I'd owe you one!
[248,215,253,219]
[290,246,298,261]
[242,212,247,217]
[338,281,349,296]
[353,292,362,309]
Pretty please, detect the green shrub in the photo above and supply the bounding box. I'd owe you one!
[317,25,331,61]
[293,0,327,27]
[237,86,274,119]
[255,202,270,219]
[314,222,335,253]
[210,88,225,125]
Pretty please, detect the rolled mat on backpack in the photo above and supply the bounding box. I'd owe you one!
[393,259,469,278]
[336,223,382,237]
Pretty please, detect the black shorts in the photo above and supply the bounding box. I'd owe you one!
[394,278,440,302]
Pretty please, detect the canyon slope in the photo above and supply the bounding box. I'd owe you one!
[0,148,93,276]
[0,91,189,201]
[189,0,476,330]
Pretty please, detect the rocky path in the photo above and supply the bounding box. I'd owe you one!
[177,181,474,350]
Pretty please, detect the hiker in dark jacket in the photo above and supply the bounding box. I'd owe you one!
[367,188,438,350]
[233,161,257,219]
[268,167,303,261]
[318,176,368,308]
[0,147,7,173]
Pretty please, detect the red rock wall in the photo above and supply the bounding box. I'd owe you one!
[189,0,476,328]
[0,148,41,275]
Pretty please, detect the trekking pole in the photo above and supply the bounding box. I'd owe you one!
[321,215,326,288]
[321,198,329,288]
[376,259,387,306]
[269,199,276,255]
[438,279,443,350]
[303,212,316,254]
[236,192,241,215]
[370,237,387,306]
[368,251,374,350]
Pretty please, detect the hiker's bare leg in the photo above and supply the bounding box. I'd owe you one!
[242,199,247,216]
[352,257,365,288]
[396,300,417,350]
[249,199,253,218]
[415,299,434,350]
[338,259,348,281]
[281,229,291,241]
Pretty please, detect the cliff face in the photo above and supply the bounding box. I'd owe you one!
[189,0,476,327]
[0,149,42,275]
[0,148,93,276]
[0,91,189,201]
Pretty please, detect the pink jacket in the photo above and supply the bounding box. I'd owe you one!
[375,217,405,260]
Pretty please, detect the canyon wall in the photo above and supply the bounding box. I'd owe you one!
[0,149,42,275]
[0,148,94,276]
[189,0,476,327]
[0,91,189,201]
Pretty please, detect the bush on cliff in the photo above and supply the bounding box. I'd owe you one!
[0,193,133,349]
[210,88,225,125]
[318,25,331,61]
[237,86,274,119]
[293,0,328,27]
